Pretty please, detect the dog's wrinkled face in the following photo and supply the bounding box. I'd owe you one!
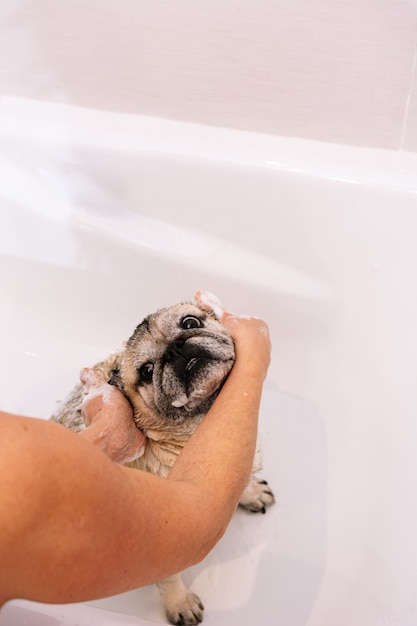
[113,303,235,433]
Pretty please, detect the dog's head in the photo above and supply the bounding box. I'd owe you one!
[110,303,235,434]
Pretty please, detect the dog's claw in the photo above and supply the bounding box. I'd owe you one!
[174,609,203,626]
[239,477,275,513]
[163,586,204,626]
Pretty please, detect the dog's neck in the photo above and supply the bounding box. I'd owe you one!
[129,413,206,476]
[127,431,191,478]
[145,427,190,446]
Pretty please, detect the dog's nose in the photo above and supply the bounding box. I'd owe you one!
[164,339,186,363]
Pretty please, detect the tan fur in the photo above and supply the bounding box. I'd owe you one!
[51,301,274,625]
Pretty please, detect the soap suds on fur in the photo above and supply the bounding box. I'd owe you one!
[80,367,113,403]
[82,384,113,404]
[195,289,225,320]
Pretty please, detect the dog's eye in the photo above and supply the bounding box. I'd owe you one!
[139,362,154,384]
[181,316,202,330]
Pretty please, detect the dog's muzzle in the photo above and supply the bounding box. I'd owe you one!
[162,336,233,411]
[163,339,212,382]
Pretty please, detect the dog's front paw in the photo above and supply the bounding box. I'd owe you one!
[157,574,204,625]
[239,477,275,514]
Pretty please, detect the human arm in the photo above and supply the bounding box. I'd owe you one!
[167,304,271,525]
[0,298,270,606]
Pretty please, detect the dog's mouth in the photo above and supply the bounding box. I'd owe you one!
[170,357,200,407]
[170,356,222,409]
[185,357,199,372]
[164,356,233,413]
[154,336,235,417]
[171,393,190,408]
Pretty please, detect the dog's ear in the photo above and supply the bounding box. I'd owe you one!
[102,352,124,391]
[108,365,124,392]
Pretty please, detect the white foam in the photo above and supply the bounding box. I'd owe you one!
[195,290,225,320]
[82,384,113,404]
[80,368,114,404]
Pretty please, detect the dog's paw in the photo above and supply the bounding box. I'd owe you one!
[165,590,204,625]
[239,477,275,514]
[157,574,204,625]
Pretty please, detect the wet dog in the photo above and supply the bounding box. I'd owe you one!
[52,301,274,625]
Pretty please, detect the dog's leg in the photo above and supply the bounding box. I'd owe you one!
[239,474,275,514]
[157,573,204,625]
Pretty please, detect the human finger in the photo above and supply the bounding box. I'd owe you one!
[194,289,225,320]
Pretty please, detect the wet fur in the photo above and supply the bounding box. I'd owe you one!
[51,301,274,625]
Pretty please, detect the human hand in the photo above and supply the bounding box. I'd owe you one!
[194,290,271,380]
[80,368,146,464]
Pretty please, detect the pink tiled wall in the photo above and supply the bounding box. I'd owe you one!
[1,0,417,151]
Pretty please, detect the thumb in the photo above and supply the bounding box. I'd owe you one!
[194,289,225,321]
[80,367,106,391]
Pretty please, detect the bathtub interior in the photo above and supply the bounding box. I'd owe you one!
[0,99,417,625]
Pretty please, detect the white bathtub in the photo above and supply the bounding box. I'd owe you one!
[1,97,416,626]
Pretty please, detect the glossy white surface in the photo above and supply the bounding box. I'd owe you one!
[1,0,417,150]
[1,99,417,625]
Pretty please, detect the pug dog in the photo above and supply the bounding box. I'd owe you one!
[51,299,274,625]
